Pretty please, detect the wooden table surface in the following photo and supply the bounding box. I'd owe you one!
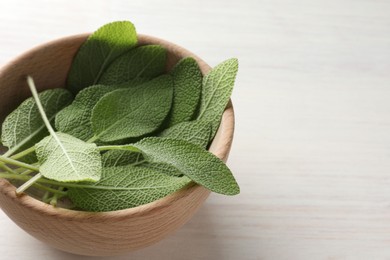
[1,0,390,259]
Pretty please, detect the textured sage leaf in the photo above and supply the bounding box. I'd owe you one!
[55,79,147,141]
[166,57,202,127]
[159,120,212,149]
[91,75,174,142]
[35,132,101,182]
[102,149,144,167]
[197,58,238,137]
[98,45,167,85]
[133,137,240,195]
[67,21,138,94]
[56,85,113,141]
[1,88,72,158]
[142,162,183,177]
[67,165,191,212]
[102,149,182,176]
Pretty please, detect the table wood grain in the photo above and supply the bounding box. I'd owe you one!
[1,0,390,259]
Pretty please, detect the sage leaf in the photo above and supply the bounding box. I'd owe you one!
[91,75,174,142]
[133,137,240,195]
[166,57,202,127]
[102,149,144,167]
[67,165,191,212]
[35,132,101,182]
[197,58,238,137]
[102,149,182,176]
[67,21,138,94]
[99,45,167,85]
[142,162,183,177]
[159,120,212,149]
[1,88,72,158]
[56,85,113,141]
[55,79,147,141]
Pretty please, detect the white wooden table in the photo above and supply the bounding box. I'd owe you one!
[1,0,390,259]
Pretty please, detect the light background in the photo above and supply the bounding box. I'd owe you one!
[1,0,390,259]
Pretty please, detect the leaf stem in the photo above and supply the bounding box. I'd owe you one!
[10,146,36,160]
[0,146,36,173]
[42,190,51,202]
[34,183,67,196]
[0,172,176,191]
[2,147,17,158]
[27,77,57,137]
[0,155,39,171]
[50,196,58,206]
[16,173,42,195]
[50,187,65,206]
[20,169,36,175]
[0,170,64,196]
[14,164,38,174]
[87,135,99,143]
[0,164,18,174]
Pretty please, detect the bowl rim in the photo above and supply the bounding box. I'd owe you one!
[0,33,235,221]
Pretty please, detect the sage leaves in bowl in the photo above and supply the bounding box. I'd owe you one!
[0,21,239,212]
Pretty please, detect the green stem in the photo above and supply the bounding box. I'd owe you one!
[16,173,42,194]
[10,146,35,160]
[0,173,168,191]
[14,168,26,173]
[27,77,57,137]
[34,183,67,196]
[87,135,98,143]
[42,190,50,202]
[43,197,51,203]
[0,164,18,174]
[14,166,35,174]
[2,147,17,158]
[0,146,36,173]
[50,187,65,206]
[0,155,39,171]
[20,169,35,175]
[50,195,58,206]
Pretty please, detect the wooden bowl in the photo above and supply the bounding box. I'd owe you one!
[0,34,234,256]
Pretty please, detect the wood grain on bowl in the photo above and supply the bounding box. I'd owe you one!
[0,34,234,256]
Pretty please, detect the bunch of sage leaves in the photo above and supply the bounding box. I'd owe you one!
[0,21,239,212]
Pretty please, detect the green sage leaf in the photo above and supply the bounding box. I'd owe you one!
[35,132,101,182]
[56,85,113,141]
[102,149,182,176]
[159,120,212,149]
[133,137,240,195]
[91,75,174,142]
[99,45,167,85]
[142,162,183,177]
[67,165,191,212]
[67,21,138,94]
[1,88,72,158]
[166,57,202,127]
[102,149,144,167]
[55,78,147,141]
[197,58,238,137]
